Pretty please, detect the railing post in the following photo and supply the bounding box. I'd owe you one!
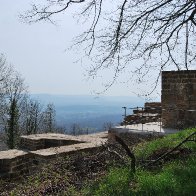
[122,107,127,118]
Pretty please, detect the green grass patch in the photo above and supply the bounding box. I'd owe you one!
[135,157,196,196]
[135,128,196,159]
[84,156,196,196]
[83,128,196,196]
[83,167,134,196]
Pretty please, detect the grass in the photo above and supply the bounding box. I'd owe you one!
[134,128,196,159]
[83,128,196,196]
[83,167,133,196]
[84,157,196,196]
[1,128,195,195]
[135,157,196,196]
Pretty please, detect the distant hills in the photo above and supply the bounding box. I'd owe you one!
[31,94,145,132]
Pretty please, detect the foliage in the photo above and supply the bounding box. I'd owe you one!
[135,128,196,159]
[84,128,196,195]
[135,157,196,196]
[83,167,133,196]
[5,98,19,149]
[84,156,196,196]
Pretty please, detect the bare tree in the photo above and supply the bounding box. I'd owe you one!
[70,123,81,135]
[0,54,13,119]
[3,71,27,148]
[0,55,28,148]
[21,0,196,94]
[103,122,113,131]
[20,97,43,135]
[42,103,56,133]
[0,55,60,148]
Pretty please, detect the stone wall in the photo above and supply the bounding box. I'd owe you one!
[108,128,163,146]
[0,150,34,179]
[0,133,107,179]
[144,102,162,114]
[162,70,196,128]
[122,102,161,125]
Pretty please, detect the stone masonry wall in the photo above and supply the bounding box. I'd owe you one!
[162,70,196,128]
[20,137,82,151]
[0,133,107,179]
[0,150,35,179]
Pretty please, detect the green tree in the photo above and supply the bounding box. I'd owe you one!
[5,98,19,149]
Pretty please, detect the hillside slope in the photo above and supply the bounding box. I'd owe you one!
[0,128,195,195]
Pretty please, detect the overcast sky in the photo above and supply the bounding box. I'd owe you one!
[0,1,161,98]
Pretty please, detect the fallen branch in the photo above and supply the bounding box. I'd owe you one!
[107,147,125,160]
[148,131,196,166]
[114,135,136,173]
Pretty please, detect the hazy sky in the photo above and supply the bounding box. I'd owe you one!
[0,1,160,98]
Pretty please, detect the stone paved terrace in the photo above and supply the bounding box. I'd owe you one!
[21,132,107,143]
[108,122,179,144]
[112,122,178,135]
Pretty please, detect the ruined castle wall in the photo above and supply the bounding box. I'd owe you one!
[161,70,196,128]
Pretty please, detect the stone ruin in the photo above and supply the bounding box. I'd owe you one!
[1,70,196,180]
[121,70,196,129]
[162,70,196,128]
[0,133,107,179]
[109,70,196,144]
[122,102,162,125]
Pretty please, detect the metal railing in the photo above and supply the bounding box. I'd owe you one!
[122,106,196,132]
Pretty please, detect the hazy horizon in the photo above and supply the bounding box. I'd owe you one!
[0,1,162,98]
[30,93,146,132]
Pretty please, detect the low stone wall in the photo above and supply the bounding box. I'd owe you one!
[20,138,45,151]
[122,102,162,125]
[0,133,107,179]
[0,150,34,179]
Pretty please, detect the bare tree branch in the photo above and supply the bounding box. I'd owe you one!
[114,135,136,173]
[147,131,196,166]
[21,0,196,94]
